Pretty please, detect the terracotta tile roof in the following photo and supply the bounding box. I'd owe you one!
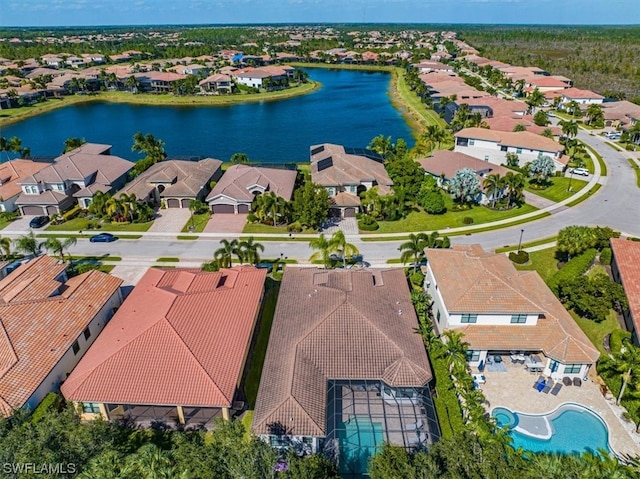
[561,87,604,100]
[610,238,640,337]
[252,268,432,437]
[425,245,599,364]
[529,77,569,88]
[206,164,297,203]
[61,266,266,408]
[0,256,122,415]
[330,192,361,207]
[0,160,49,203]
[310,144,393,191]
[417,150,510,180]
[455,128,564,153]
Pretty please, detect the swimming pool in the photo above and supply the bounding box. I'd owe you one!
[492,404,612,455]
[338,416,384,477]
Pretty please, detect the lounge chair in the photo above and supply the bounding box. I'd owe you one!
[408,432,427,444]
[550,383,562,396]
[541,382,552,394]
[573,377,582,387]
[536,380,546,392]
[405,419,423,431]
[562,377,572,386]
[494,355,503,363]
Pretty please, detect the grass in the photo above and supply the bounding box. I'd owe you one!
[244,280,280,409]
[156,257,180,262]
[582,143,608,176]
[240,410,254,439]
[177,235,199,240]
[386,258,404,264]
[0,216,17,231]
[628,158,640,188]
[573,310,621,357]
[70,255,122,262]
[46,217,153,232]
[565,183,601,207]
[242,223,315,234]
[494,236,557,253]
[366,198,538,234]
[606,141,625,152]
[98,265,116,273]
[180,212,211,233]
[525,177,588,203]
[514,247,559,283]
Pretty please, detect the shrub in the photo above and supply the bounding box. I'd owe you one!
[29,392,61,424]
[287,221,303,233]
[246,212,258,223]
[71,262,101,276]
[62,205,81,221]
[358,215,379,231]
[509,250,530,264]
[609,329,632,354]
[547,248,597,294]
[440,235,451,249]
[625,144,636,151]
[421,191,447,214]
[0,211,18,222]
[600,247,612,265]
[409,271,424,287]
[462,216,474,225]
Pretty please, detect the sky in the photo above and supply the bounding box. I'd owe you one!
[1,0,639,27]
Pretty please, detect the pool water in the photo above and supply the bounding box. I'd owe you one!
[493,405,611,455]
[338,416,384,476]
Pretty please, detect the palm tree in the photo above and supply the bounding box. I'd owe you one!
[0,236,11,260]
[421,125,448,153]
[125,75,140,93]
[14,232,41,257]
[309,233,332,268]
[330,230,359,268]
[42,236,77,262]
[398,233,428,271]
[119,193,138,222]
[237,237,264,265]
[132,132,166,163]
[105,195,124,222]
[188,199,207,230]
[565,100,582,117]
[441,330,469,373]
[88,191,110,216]
[63,137,86,153]
[482,173,505,208]
[214,239,238,268]
[559,120,579,139]
[525,87,545,114]
[586,104,604,126]
[503,171,525,208]
[601,340,640,405]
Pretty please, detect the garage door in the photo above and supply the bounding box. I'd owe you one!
[237,204,250,214]
[47,206,58,215]
[166,199,180,208]
[344,207,356,218]
[212,204,235,214]
[22,206,45,215]
[181,199,191,208]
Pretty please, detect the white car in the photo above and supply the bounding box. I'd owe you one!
[570,167,589,177]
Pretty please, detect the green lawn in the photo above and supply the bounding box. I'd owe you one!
[572,310,621,356]
[180,212,211,233]
[243,223,315,234]
[582,143,608,176]
[495,236,557,253]
[46,217,153,232]
[156,257,180,262]
[243,280,280,409]
[628,159,640,188]
[0,216,16,230]
[368,197,538,234]
[565,183,601,207]
[514,247,560,282]
[525,177,588,203]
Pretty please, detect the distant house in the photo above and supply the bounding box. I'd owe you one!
[610,238,640,345]
[424,245,599,379]
[310,143,393,218]
[198,74,233,94]
[0,159,50,212]
[231,66,293,89]
[206,164,297,214]
[252,268,439,471]
[135,71,186,93]
[15,143,133,216]
[62,266,266,429]
[121,158,222,208]
[601,100,640,129]
[560,88,604,106]
[179,64,208,76]
[454,128,566,171]
[413,61,454,73]
[0,255,122,416]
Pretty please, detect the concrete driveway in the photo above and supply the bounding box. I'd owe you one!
[147,208,192,233]
[203,213,247,234]
[5,215,39,233]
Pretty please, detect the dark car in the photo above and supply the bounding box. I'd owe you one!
[89,233,118,243]
[29,216,49,228]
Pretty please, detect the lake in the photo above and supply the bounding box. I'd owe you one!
[0,68,414,164]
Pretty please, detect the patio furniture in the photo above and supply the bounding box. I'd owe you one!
[550,383,563,396]
[472,374,486,384]
[486,356,494,365]
[409,432,427,444]
[562,377,572,386]
[405,419,423,431]
[494,355,503,363]
[573,377,582,387]
[541,382,552,394]
[478,360,485,372]
[536,380,546,392]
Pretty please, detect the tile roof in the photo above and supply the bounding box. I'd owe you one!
[417,150,510,180]
[561,87,604,100]
[425,245,599,364]
[0,160,49,203]
[61,266,266,408]
[455,128,564,153]
[206,164,297,203]
[0,255,122,416]
[610,238,640,337]
[252,268,432,437]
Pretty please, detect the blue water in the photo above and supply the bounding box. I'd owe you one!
[495,406,611,455]
[0,68,413,163]
[339,416,384,477]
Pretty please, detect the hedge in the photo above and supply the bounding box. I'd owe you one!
[508,250,530,264]
[546,248,597,294]
[30,392,61,424]
[430,352,465,439]
[62,205,81,221]
[600,247,612,266]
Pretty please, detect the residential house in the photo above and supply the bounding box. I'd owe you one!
[0,159,50,212]
[417,150,510,205]
[0,255,122,416]
[424,245,600,379]
[252,268,439,475]
[206,164,296,214]
[610,238,640,345]
[601,101,640,129]
[560,88,604,106]
[121,158,222,208]
[525,76,570,92]
[15,143,133,215]
[135,71,186,93]
[198,74,233,94]
[62,266,266,428]
[231,66,293,89]
[413,61,454,74]
[310,143,393,218]
[454,127,566,170]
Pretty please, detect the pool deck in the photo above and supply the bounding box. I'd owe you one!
[476,361,640,457]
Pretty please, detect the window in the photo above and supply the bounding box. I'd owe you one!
[466,350,480,362]
[510,314,527,324]
[72,340,80,355]
[461,314,477,324]
[500,145,508,152]
[82,402,100,414]
[83,327,91,340]
[349,185,356,193]
[564,364,582,374]
[436,309,441,321]
[469,139,475,146]
[516,148,522,154]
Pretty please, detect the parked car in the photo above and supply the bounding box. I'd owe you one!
[29,216,49,228]
[569,167,590,177]
[89,233,118,243]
